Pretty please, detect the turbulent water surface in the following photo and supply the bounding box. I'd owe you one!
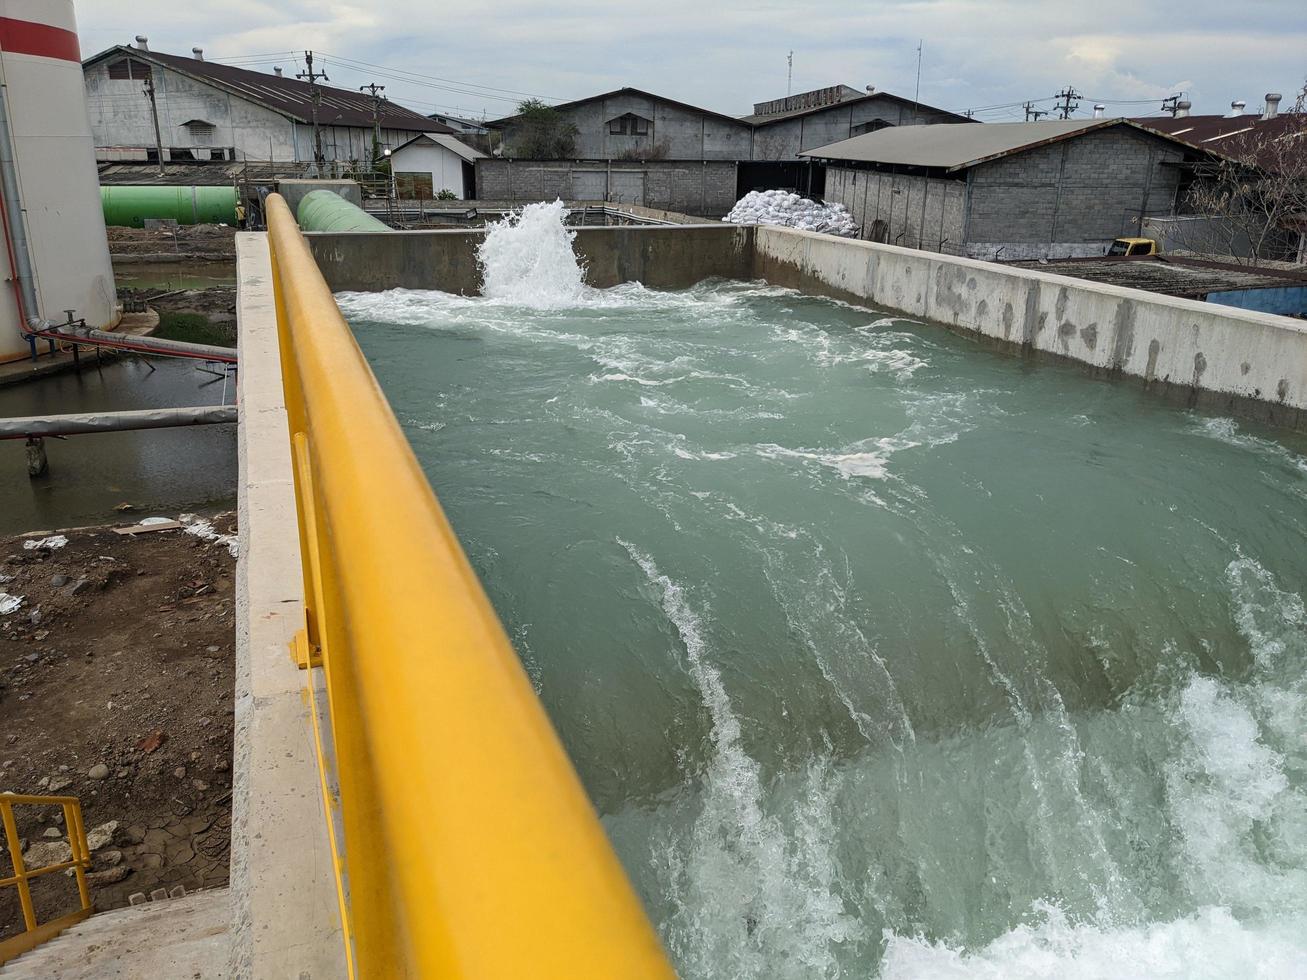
[339,204,1307,978]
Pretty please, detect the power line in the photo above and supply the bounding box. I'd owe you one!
[316,51,560,102]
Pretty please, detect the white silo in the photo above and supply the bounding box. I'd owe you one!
[0,0,117,363]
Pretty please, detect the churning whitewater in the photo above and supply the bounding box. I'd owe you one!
[337,202,1307,979]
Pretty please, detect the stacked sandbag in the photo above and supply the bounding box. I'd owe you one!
[722,189,857,237]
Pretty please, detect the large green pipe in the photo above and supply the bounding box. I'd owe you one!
[101,185,237,228]
[296,189,390,232]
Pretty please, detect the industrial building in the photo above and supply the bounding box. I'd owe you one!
[388,132,485,199]
[82,40,451,165]
[480,83,971,213]
[803,118,1214,260]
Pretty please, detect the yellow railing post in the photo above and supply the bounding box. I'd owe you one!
[264,194,675,979]
[0,794,95,966]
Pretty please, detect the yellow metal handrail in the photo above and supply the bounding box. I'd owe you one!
[0,793,93,965]
[265,193,674,978]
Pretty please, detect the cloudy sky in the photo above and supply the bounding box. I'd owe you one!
[77,1,1306,122]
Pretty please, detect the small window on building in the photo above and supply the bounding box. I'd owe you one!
[850,119,892,138]
[168,148,196,161]
[107,58,152,81]
[395,172,435,200]
[605,113,653,137]
[183,120,216,146]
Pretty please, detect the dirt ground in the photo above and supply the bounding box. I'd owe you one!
[0,516,236,940]
[107,224,236,262]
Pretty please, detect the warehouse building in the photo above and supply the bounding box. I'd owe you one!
[482,83,971,212]
[83,40,449,165]
[803,118,1212,260]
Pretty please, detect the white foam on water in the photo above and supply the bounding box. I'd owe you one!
[880,903,1307,979]
[755,438,920,481]
[477,200,587,307]
[1191,416,1307,477]
[620,540,865,979]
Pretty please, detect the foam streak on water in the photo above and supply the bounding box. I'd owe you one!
[344,202,1307,979]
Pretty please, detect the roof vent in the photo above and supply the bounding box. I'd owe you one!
[1092,104,1105,118]
[1226,100,1246,117]
[865,85,876,94]
[1262,92,1282,121]
[1175,100,1192,118]
[134,35,149,51]
[273,66,283,77]
[192,47,204,61]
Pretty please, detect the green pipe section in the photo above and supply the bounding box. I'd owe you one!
[101,185,237,228]
[296,190,390,233]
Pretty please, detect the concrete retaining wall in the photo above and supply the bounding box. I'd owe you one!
[306,224,753,293]
[753,226,1307,426]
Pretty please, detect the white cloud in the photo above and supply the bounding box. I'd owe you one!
[75,0,1307,120]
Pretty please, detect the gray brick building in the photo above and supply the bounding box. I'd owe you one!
[805,119,1208,260]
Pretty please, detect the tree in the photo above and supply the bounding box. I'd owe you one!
[507,99,578,159]
[1173,81,1307,265]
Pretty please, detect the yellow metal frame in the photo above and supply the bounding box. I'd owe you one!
[0,794,93,966]
[265,194,674,979]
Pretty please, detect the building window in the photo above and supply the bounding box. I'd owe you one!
[850,119,892,138]
[107,58,152,81]
[606,113,652,136]
[395,172,435,200]
[183,120,216,145]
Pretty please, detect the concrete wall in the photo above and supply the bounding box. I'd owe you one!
[232,233,346,978]
[500,93,752,161]
[964,128,1184,261]
[752,225,1307,426]
[476,159,738,216]
[824,167,966,250]
[750,96,965,161]
[306,224,753,294]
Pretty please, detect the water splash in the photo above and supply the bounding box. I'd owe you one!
[476,200,586,307]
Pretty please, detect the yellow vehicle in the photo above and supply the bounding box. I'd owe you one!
[1107,237,1159,257]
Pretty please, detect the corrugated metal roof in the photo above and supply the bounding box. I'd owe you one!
[391,132,486,162]
[488,87,748,128]
[85,46,448,134]
[800,118,1201,170]
[1129,113,1305,171]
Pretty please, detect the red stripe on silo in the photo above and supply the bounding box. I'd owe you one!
[0,17,82,63]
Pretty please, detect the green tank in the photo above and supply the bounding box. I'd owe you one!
[100,185,238,228]
[296,190,390,233]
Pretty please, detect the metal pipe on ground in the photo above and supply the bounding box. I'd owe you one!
[29,328,238,364]
[0,405,237,440]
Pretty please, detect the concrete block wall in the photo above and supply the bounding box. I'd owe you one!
[476,160,738,216]
[752,225,1307,427]
[965,128,1184,259]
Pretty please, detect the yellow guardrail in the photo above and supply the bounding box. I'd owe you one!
[265,193,674,979]
[0,793,93,965]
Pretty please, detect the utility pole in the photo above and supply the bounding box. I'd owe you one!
[1023,101,1049,122]
[298,51,328,170]
[360,82,386,167]
[1054,85,1081,119]
[912,39,923,120]
[786,51,793,96]
[1161,94,1181,116]
[142,73,165,176]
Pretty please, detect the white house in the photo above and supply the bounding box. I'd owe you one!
[388,132,485,199]
[82,40,450,165]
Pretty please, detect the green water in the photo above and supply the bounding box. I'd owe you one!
[341,278,1307,978]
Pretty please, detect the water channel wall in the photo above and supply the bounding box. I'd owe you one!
[304,223,1307,427]
[306,225,754,293]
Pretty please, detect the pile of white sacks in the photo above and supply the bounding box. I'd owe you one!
[722,189,857,237]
